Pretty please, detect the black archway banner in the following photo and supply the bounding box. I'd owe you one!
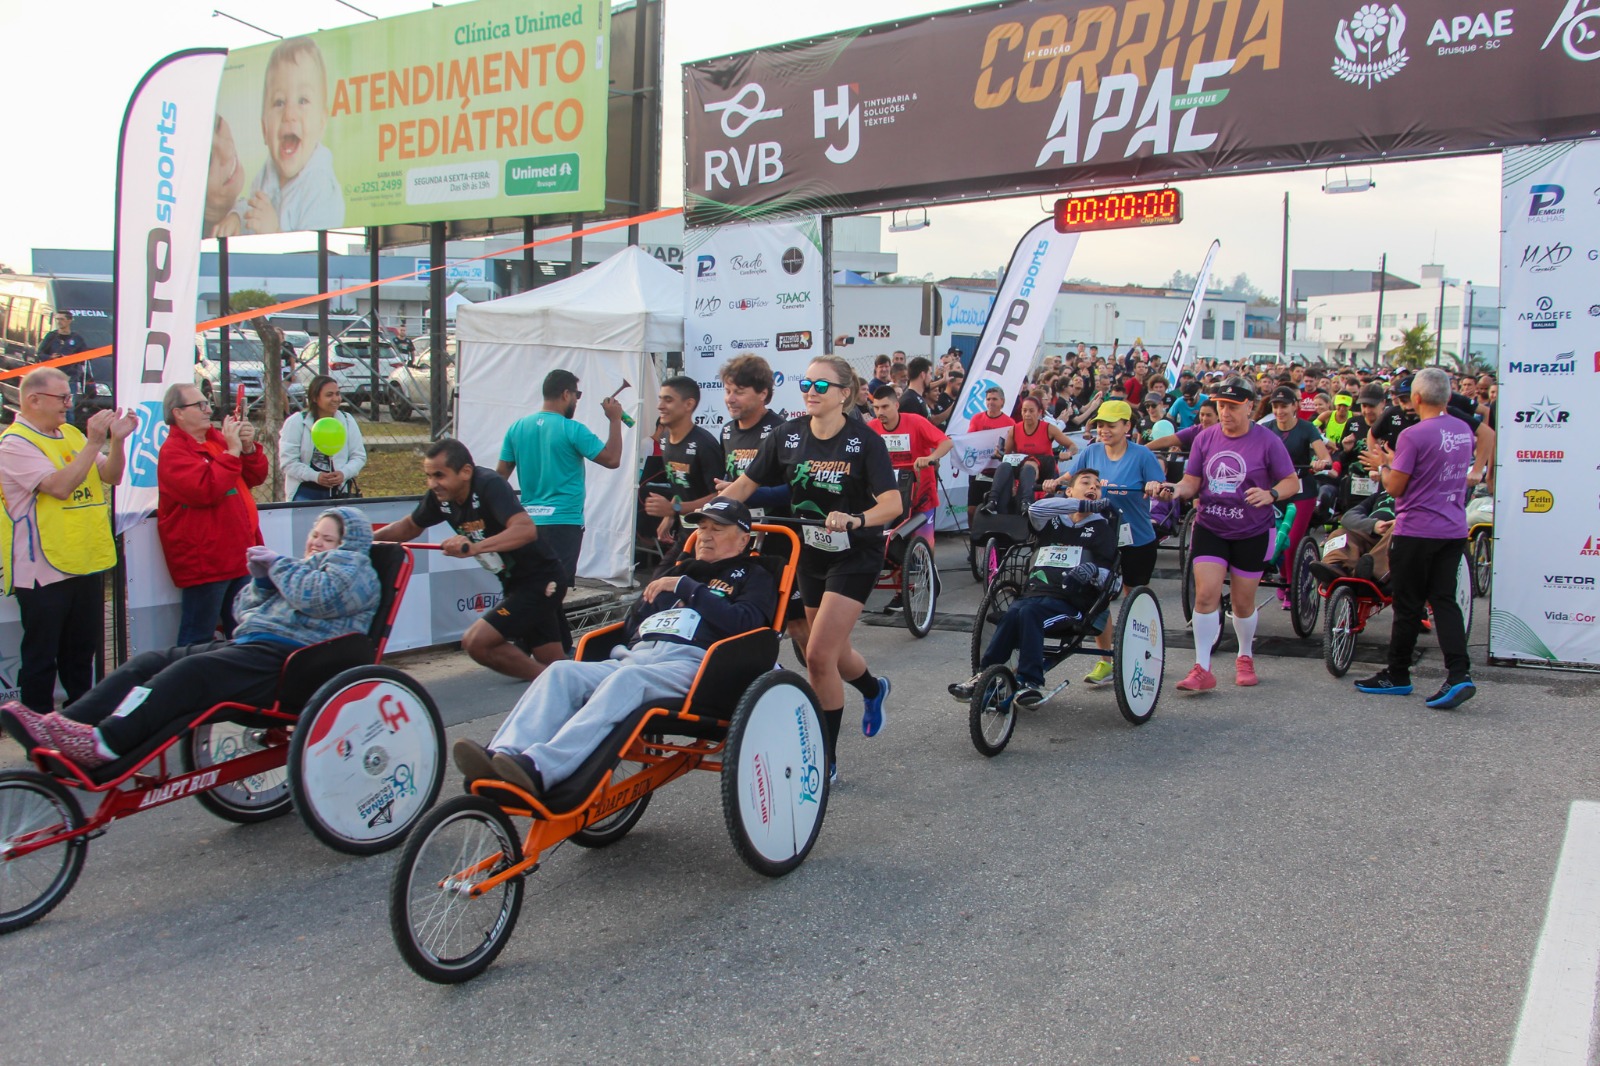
[684,0,1600,225]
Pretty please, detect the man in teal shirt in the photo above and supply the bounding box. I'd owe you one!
[497,369,624,591]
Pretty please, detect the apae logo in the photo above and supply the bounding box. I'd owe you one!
[1520,243,1573,273]
[1524,488,1555,513]
[1528,184,1567,221]
[1426,9,1514,52]
[1333,4,1411,88]
[1513,396,1570,427]
[1542,3,1600,62]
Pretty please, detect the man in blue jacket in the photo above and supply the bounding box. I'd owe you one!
[454,496,777,797]
[1,506,380,768]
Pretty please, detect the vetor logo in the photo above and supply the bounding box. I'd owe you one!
[696,255,716,279]
[1507,353,1576,375]
[1542,3,1600,61]
[1520,297,1572,329]
[1513,397,1570,427]
[1543,574,1596,591]
[775,331,813,352]
[781,247,806,275]
[1524,489,1555,513]
[1528,184,1567,220]
[1520,243,1573,273]
[1426,10,1514,52]
[1333,4,1411,88]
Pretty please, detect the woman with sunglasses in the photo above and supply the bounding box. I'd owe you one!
[721,355,902,779]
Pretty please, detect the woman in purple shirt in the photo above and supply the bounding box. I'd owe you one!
[1157,376,1300,692]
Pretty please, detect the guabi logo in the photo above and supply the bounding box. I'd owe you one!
[1333,4,1411,88]
[457,592,504,613]
[730,297,768,311]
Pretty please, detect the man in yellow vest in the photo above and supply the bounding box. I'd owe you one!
[0,367,136,712]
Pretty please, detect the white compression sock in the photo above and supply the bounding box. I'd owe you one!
[1232,610,1258,659]
[1193,610,1221,671]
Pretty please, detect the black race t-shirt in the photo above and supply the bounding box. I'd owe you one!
[410,466,560,586]
[1372,395,1479,450]
[897,389,930,419]
[1268,417,1325,500]
[744,416,898,554]
[659,424,724,502]
[721,410,784,480]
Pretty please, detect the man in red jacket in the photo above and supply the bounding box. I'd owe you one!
[157,383,268,645]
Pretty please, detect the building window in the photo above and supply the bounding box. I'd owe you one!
[1201,318,1215,340]
[1441,307,1461,329]
[1381,314,1397,327]
[1122,319,1145,339]
[1159,321,1179,340]
[1313,317,1323,331]
[1358,315,1374,329]
[1222,320,1236,340]
[1416,313,1428,328]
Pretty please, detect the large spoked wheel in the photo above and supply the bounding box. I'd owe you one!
[972,578,1023,674]
[1456,550,1475,638]
[289,666,447,856]
[570,737,654,848]
[0,770,88,934]
[968,535,988,583]
[1470,527,1492,599]
[1323,586,1358,678]
[902,537,936,638]
[187,720,293,824]
[968,665,1017,758]
[1113,587,1164,726]
[1290,535,1322,639]
[390,795,525,984]
[1176,507,1196,563]
[721,670,829,878]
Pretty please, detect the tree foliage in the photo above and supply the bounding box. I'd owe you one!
[1384,324,1436,370]
[229,289,287,500]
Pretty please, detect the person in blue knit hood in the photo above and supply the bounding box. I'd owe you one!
[1,506,380,769]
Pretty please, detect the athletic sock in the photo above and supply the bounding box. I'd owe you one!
[1232,610,1258,659]
[93,727,117,760]
[846,668,879,700]
[1193,610,1221,671]
[820,708,842,765]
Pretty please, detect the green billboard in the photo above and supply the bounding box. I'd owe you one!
[203,0,609,237]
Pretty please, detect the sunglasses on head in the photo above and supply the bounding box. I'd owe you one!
[797,378,841,394]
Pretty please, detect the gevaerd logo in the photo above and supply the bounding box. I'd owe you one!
[1333,4,1411,88]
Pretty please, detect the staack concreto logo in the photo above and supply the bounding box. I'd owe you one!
[1333,4,1411,88]
[1542,2,1600,61]
[775,291,811,309]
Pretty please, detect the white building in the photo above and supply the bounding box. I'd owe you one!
[1300,265,1500,369]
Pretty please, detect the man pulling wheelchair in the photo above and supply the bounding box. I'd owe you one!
[452,497,777,798]
[950,470,1120,706]
[1,507,380,769]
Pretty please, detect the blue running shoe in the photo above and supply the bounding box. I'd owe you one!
[1354,671,1413,695]
[862,676,890,737]
[828,762,839,786]
[1426,678,1476,710]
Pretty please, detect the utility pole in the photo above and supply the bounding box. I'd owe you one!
[1434,274,1448,366]
[1278,192,1289,359]
[1371,253,1387,366]
[1463,282,1476,369]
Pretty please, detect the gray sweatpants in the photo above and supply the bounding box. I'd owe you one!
[489,640,707,786]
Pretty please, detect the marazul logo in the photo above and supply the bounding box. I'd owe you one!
[1520,297,1572,329]
[1543,3,1600,61]
[1513,397,1570,426]
[729,338,770,350]
[1507,354,1575,375]
[1521,243,1573,273]
[695,297,722,317]
[696,255,716,279]
[1528,184,1567,220]
[1427,9,1513,51]
[1333,4,1411,88]
[776,292,811,308]
[729,253,765,276]
[730,297,768,311]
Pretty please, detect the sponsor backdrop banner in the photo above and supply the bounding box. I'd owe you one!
[1491,140,1600,669]
[682,217,825,429]
[115,49,227,533]
[684,1,1600,224]
[207,0,609,236]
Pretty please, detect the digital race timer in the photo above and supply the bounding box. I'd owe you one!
[1053,188,1183,233]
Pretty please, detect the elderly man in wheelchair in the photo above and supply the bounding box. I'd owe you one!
[451,496,777,798]
[950,469,1120,706]
[1,507,380,769]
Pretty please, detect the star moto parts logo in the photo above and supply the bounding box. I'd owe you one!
[1334,4,1411,88]
[781,247,805,275]
[1513,397,1570,427]
[1544,0,1600,61]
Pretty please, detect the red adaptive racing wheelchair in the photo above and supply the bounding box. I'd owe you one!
[0,543,445,934]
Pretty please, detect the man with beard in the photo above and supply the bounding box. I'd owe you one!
[497,369,625,590]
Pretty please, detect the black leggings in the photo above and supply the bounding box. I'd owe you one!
[987,458,1055,514]
[61,640,291,756]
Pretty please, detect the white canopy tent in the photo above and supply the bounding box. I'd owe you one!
[454,246,679,585]
[443,291,475,319]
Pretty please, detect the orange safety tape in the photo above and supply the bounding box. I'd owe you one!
[0,206,684,383]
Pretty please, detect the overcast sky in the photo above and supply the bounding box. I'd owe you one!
[1,0,1504,297]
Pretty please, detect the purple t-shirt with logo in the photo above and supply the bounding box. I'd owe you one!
[1391,414,1474,539]
[1184,423,1296,539]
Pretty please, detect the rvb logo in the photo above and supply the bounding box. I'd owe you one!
[1528,183,1567,220]
[702,83,785,191]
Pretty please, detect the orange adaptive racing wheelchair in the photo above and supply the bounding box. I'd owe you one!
[387,523,827,984]
[0,543,445,934]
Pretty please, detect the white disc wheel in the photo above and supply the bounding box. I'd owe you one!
[1113,587,1164,725]
[289,666,446,856]
[721,671,829,877]
[1456,550,1474,638]
[187,720,292,824]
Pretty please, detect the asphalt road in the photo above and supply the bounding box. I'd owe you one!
[4,534,1598,1065]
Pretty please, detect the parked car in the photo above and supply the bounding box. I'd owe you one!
[294,335,408,407]
[194,330,305,415]
[0,276,114,426]
[387,346,457,422]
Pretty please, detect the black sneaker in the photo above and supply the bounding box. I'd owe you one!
[1014,685,1045,707]
[1425,678,1476,710]
[1308,561,1344,585]
[948,673,983,701]
[884,594,904,612]
[1354,671,1412,696]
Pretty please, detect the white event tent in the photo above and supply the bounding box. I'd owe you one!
[454,246,678,585]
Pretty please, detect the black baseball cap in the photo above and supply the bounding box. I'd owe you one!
[685,496,753,533]
[1269,386,1299,406]
[1393,376,1413,398]
[1210,377,1258,405]
[869,380,898,400]
[1358,383,1387,406]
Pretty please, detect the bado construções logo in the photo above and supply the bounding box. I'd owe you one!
[1333,4,1410,88]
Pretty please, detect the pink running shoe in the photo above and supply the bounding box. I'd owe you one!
[1175,665,1217,692]
[39,715,111,769]
[1,701,56,750]
[1235,655,1259,687]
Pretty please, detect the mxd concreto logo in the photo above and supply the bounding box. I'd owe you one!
[1520,243,1573,273]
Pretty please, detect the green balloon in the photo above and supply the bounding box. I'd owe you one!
[310,416,346,456]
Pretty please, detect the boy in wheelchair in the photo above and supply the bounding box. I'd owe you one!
[1,507,380,769]
[950,470,1120,706]
[451,497,777,799]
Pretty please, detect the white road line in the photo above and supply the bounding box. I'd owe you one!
[1509,801,1600,1066]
